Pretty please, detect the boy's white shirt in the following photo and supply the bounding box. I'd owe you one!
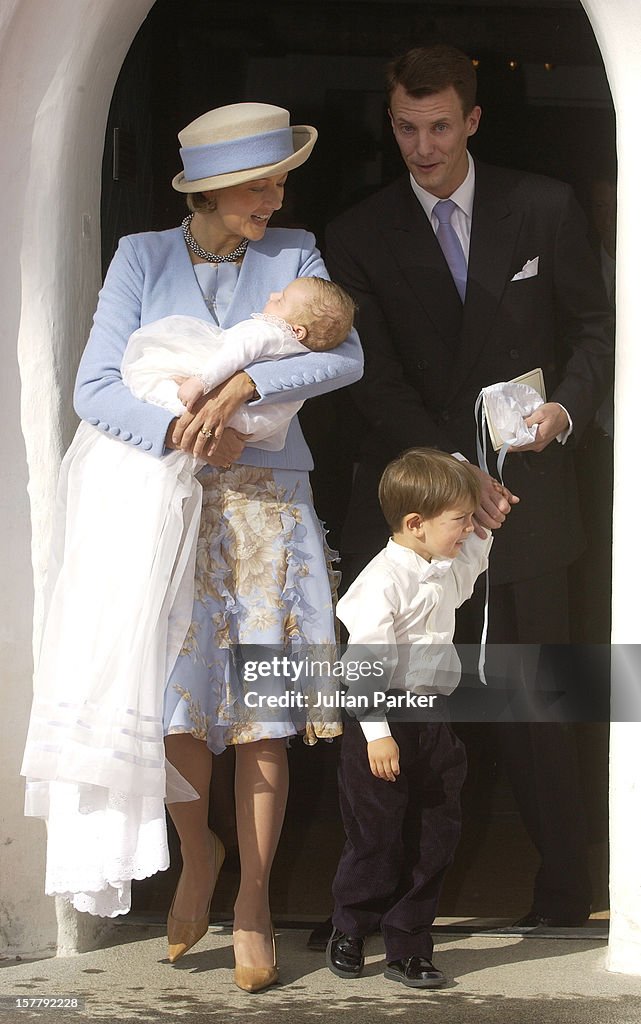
[336,532,492,741]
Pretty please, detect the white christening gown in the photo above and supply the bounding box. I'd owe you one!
[21,314,306,916]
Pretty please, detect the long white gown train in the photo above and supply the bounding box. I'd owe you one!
[21,314,305,916]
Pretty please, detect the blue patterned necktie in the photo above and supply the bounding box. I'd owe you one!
[433,199,467,302]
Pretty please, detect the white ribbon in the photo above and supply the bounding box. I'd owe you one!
[473,380,543,686]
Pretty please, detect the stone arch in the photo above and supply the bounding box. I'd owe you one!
[0,0,154,954]
[0,0,639,970]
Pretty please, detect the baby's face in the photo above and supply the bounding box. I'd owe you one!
[262,279,312,324]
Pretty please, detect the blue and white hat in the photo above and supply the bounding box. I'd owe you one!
[172,102,317,193]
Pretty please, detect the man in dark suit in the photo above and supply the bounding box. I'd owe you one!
[325,44,613,929]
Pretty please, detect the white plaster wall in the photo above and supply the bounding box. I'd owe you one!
[0,0,48,956]
[0,0,154,955]
[582,0,641,977]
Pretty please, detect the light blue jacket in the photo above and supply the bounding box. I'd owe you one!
[74,226,364,469]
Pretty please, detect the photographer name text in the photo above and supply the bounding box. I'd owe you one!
[244,690,438,710]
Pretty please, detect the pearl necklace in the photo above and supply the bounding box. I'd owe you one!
[181,214,249,264]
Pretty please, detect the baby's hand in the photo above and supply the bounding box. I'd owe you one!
[177,376,206,411]
[367,737,400,782]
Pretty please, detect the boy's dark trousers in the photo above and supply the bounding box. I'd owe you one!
[331,713,467,962]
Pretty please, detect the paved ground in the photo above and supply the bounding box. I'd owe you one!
[2,924,641,1024]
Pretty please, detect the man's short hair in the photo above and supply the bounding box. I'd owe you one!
[378,447,480,533]
[386,44,477,115]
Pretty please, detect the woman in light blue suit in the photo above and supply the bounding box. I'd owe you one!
[75,102,363,990]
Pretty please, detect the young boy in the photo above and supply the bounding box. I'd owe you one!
[327,447,492,988]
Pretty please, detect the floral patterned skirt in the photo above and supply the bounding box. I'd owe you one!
[163,464,342,753]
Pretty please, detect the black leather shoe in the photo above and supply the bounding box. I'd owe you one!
[326,928,365,979]
[513,911,590,929]
[307,916,334,951]
[384,956,446,989]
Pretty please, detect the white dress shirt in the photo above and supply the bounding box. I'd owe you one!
[410,153,572,444]
[336,532,492,741]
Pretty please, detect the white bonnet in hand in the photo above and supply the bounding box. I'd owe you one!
[482,381,544,448]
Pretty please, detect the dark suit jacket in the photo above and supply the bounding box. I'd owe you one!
[326,161,613,586]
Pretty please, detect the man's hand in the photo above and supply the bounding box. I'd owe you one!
[171,370,255,458]
[466,463,520,537]
[367,737,400,782]
[513,402,570,453]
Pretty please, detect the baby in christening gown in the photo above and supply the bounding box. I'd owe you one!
[21,276,355,918]
[123,276,356,450]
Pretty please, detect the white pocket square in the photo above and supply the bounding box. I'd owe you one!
[511,256,539,281]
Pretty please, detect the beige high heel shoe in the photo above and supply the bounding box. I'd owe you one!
[167,831,225,963]
[233,927,278,993]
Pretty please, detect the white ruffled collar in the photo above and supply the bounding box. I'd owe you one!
[251,311,301,344]
[385,538,453,582]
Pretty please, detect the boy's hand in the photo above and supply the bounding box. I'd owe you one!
[367,737,400,782]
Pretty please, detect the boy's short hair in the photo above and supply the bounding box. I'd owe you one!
[378,447,480,533]
[296,278,356,351]
[385,44,477,116]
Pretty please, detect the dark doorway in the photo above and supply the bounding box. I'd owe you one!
[102,0,613,924]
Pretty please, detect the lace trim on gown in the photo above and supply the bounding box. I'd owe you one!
[251,311,301,344]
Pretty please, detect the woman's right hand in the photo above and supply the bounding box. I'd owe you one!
[202,427,246,467]
[165,420,246,467]
[171,371,256,457]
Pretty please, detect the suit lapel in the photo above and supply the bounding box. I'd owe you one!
[221,243,266,327]
[164,229,264,327]
[380,179,464,347]
[447,163,523,401]
[153,231,223,323]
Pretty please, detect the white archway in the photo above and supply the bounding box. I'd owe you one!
[582,0,641,977]
[0,0,154,954]
[0,0,639,970]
